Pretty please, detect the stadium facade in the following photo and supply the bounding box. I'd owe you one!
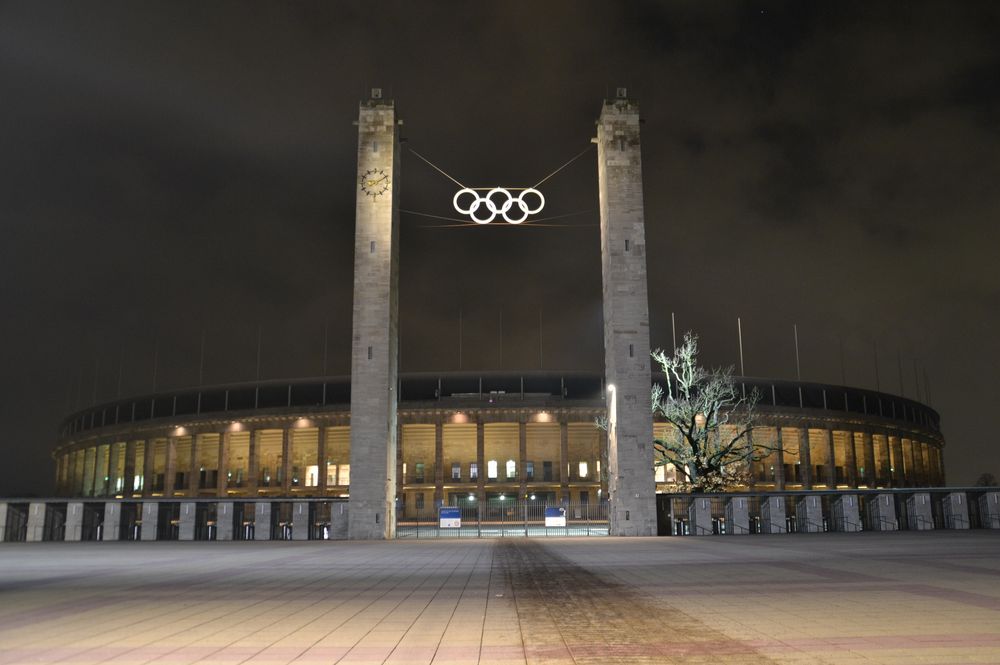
[50,371,946,507]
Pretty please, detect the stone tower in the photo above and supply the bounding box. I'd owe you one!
[347,90,400,539]
[597,90,657,536]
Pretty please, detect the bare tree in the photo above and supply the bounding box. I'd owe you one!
[975,472,998,487]
[651,332,776,492]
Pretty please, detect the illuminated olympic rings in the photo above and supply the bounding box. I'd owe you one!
[452,187,545,224]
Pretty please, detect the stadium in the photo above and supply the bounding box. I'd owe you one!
[34,369,947,536]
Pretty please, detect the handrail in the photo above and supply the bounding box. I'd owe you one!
[910,513,933,530]
[797,518,825,532]
[837,519,861,532]
[944,513,969,529]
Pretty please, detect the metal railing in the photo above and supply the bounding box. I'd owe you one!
[396,501,608,538]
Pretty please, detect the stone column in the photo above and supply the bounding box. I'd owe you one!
[124,440,137,498]
[248,430,259,494]
[797,427,812,490]
[102,444,114,497]
[476,421,486,501]
[843,432,858,488]
[434,422,444,506]
[863,431,876,487]
[164,437,178,497]
[597,91,656,536]
[217,431,230,498]
[281,427,292,493]
[518,420,528,500]
[825,429,836,487]
[68,450,79,496]
[142,440,155,497]
[347,90,401,540]
[773,427,786,490]
[318,427,328,494]
[914,441,927,486]
[188,434,200,495]
[559,420,569,503]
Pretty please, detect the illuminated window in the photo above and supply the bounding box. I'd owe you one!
[655,465,666,482]
[338,464,350,486]
[487,460,498,480]
[305,465,319,487]
[578,462,589,478]
[470,462,478,480]
[452,462,461,480]
[506,460,516,479]
[525,461,534,481]
[415,462,425,483]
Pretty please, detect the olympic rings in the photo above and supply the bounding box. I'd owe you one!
[452,187,545,224]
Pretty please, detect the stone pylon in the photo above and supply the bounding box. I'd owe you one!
[597,90,656,536]
[347,89,401,539]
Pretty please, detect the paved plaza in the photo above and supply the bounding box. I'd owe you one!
[1,533,998,664]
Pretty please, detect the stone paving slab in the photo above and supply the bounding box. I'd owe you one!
[0,532,998,664]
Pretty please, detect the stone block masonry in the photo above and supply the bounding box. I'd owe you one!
[347,91,401,540]
[597,92,656,536]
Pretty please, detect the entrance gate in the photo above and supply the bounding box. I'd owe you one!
[396,500,608,538]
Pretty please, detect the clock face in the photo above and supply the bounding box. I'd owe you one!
[360,168,390,198]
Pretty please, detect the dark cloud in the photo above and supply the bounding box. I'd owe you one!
[1,0,998,495]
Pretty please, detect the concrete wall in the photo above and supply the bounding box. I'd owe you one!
[907,492,934,530]
[831,495,861,532]
[726,496,750,535]
[103,502,121,541]
[217,502,234,541]
[141,502,158,541]
[979,492,1000,529]
[64,502,83,541]
[796,495,823,533]
[254,502,272,541]
[179,502,196,541]
[687,497,712,535]
[26,502,46,542]
[941,492,969,529]
[867,494,898,531]
[761,496,786,533]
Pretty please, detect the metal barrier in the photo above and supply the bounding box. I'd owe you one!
[396,501,608,538]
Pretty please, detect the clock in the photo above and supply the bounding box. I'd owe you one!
[360,168,390,198]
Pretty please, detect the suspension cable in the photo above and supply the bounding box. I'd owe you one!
[407,148,466,188]
[531,144,595,189]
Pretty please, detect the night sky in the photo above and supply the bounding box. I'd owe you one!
[1,1,998,496]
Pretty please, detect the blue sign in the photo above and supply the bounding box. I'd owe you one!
[439,506,461,528]
[544,506,567,527]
